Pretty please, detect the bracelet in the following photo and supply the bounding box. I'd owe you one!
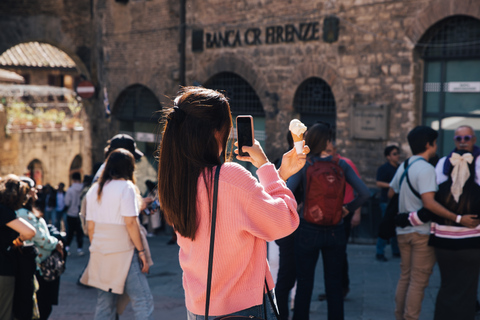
[13,237,23,247]
[138,249,145,253]
[456,215,462,224]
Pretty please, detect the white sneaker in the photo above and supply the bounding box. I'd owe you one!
[77,249,85,256]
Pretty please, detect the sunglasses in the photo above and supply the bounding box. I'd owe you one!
[454,135,473,142]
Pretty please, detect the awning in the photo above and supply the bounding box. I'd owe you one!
[0,84,76,97]
[0,69,24,84]
[0,42,77,69]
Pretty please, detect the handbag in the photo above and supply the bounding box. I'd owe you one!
[378,157,424,240]
[38,250,65,282]
[205,165,279,320]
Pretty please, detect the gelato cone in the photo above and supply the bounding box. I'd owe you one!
[289,119,307,154]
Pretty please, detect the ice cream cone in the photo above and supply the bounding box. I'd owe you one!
[291,132,304,143]
[289,119,307,154]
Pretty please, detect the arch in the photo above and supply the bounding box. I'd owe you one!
[416,15,480,59]
[417,15,480,156]
[27,159,43,186]
[288,60,346,112]
[293,77,337,127]
[406,0,480,45]
[0,15,92,79]
[70,154,82,173]
[112,84,163,123]
[194,54,271,113]
[204,72,265,116]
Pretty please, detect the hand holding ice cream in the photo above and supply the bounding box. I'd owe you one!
[289,119,307,154]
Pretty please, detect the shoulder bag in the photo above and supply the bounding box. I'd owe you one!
[378,157,424,239]
[205,165,279,320]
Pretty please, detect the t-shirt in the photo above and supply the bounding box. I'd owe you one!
[376,162,398,203]
[0,203,19,276]
[86,180,139,225]
[56,191,65,211]
[390,155,438,235]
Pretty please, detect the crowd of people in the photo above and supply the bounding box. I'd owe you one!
[1,85,479,320]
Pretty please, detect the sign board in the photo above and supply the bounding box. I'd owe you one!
[76,80,95,99]
[445,82,480,93]
[135,132,156,143]
[352,105,388,140]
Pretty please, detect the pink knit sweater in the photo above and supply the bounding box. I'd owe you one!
[177,162,299,316]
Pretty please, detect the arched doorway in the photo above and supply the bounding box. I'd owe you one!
[293,77,337,128]
[204,72,265,172]
[418,15,480,156]
[27,159,43,186]
[113,84,162,193]
[69,154,82,183]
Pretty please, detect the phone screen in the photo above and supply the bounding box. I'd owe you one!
[237,116,254,157]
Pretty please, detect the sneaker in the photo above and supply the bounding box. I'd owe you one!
[147,233,155,238]
[77,249,85,256]
[376,254,388,262]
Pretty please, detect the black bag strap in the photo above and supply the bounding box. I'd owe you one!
[205,165,222,319]
[401,157,425,200]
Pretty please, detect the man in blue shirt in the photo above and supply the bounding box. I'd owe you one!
[375,145,401,261]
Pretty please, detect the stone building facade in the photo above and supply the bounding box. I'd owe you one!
[1,0,479,188]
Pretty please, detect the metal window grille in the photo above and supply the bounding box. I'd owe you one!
[293,77,336,115]
[204,72,264,116]
[113,84,162,122]
[418,15,480,59]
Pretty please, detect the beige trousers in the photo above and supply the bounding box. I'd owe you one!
[395,232,436,320]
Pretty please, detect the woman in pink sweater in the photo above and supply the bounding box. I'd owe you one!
[157,87,308,319]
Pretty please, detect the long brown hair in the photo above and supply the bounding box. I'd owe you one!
[0,174,30,210]
[157,87,232,240]
[97,148,136,200]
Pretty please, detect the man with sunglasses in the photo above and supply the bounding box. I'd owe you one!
[435,125,480,185]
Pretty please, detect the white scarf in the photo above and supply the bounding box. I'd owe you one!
[449,152,474,202]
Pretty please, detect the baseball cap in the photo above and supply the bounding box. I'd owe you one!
[108,134,144,160]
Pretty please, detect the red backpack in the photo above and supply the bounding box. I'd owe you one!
[303,155,346,225]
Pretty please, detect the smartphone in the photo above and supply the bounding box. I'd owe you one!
[236,115,254,157]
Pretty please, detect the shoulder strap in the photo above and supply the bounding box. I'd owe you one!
[205,165,222,319]
[399,157,425,199]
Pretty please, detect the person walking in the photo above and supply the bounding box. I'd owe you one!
[375,145,401,261]
[288,122,369,320]
[81,148,154,319]
[64,172,84,256]
[0,175,36,320]
[16,177,65,320]
[157,87,308,319]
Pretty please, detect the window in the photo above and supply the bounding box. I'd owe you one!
[419,15,480,155]
[293,77,336,128]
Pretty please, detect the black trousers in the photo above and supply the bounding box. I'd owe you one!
[342,212,354,291]
[65,216,84,249]
[434,247,480,320]
[275,232,297,320]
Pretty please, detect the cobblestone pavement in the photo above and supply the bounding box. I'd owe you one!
[49,233,475,320]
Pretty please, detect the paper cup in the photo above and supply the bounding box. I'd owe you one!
[294,140,304,154]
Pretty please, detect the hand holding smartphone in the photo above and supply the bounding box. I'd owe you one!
[236,115,254,157]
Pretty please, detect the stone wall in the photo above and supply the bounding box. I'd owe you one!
[1,0,479,186]
[183,0,480,185]
[0,128,90,186]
